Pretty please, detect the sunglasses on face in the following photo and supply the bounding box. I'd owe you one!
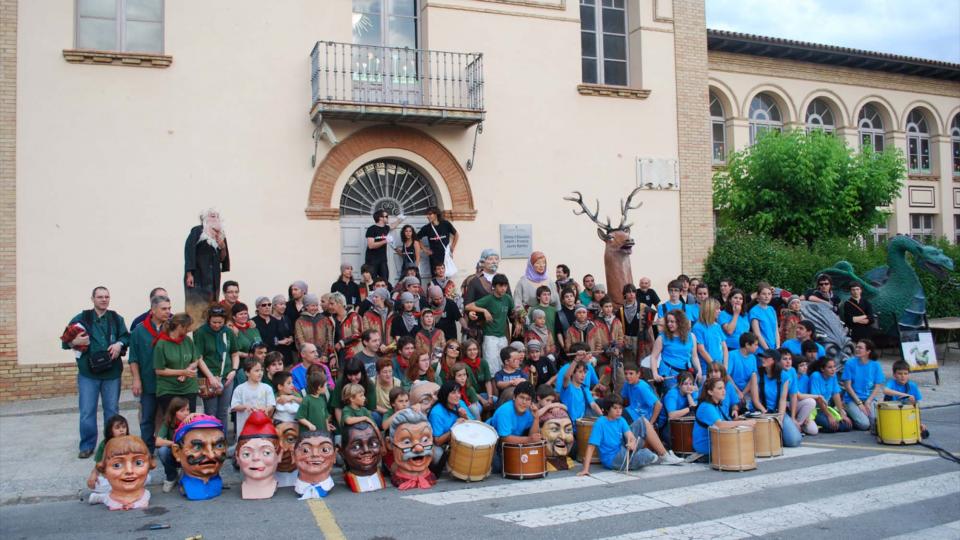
[259,303,271,307]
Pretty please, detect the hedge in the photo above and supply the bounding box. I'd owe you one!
[702,232,960,320]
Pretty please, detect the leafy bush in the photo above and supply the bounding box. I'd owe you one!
[714,130,904,246]
[703,232,960,320]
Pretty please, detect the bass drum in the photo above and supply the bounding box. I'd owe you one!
[448,421,498,482]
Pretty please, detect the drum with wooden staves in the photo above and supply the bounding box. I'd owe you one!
[502,440,547,480]
[753,414,783,457]
[710,425,757,472]
[876,401,921,445]
[448,421,498,482]
[669,417,695,455]
[575,417,600,464]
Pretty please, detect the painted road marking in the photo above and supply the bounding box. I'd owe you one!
[405,446,830,506]
[804,441,945,456]
[596,472,960,539]
[486,453,934,528]
[885,520,960,540]
[307,499,346,540]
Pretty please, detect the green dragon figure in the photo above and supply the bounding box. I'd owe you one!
[817,235,955,336]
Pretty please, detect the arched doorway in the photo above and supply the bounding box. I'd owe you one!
[339,158,437,281]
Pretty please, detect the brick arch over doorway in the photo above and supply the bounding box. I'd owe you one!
[305,125,477,221]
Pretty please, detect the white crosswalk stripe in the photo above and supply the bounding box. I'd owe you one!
[485,453,936,527]
[885,520,960,540]
[596,472,960,539]
[404,446,831,506]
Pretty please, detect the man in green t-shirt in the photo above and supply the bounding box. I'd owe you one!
[128,294,172,453]
[465,274,515,373]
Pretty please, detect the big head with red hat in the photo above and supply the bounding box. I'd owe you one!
[236,410,281,500]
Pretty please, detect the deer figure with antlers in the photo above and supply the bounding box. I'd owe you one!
[564,187,643,306]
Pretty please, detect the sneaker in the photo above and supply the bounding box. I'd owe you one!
[162,480,176,493]
[684,452,703,463]
[78,449,93,459]
[659,451,685,466]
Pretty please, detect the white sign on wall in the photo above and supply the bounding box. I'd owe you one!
[499,224,533,259]
[636,158,679,189]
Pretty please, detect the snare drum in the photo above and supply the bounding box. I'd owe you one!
[876,401,921,445]
[753,414,784,457]
[669,417,695,455]
[709,425,756,472]
[575,417,600,464]
[448,421,498,482]
[502,440,547,480]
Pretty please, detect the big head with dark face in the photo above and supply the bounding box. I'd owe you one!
[341,421,384,478]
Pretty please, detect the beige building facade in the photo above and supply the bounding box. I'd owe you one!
[0,0,957,400]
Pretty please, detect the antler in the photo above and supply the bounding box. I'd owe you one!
[617,186,644,230]
[564,191,612,233]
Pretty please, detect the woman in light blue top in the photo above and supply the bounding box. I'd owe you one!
[756,350,801,447]
[809,358,853,433]
[719,289,750,351]
[748,283,779,353]
[693,298,727,379]
[650,310,699,392]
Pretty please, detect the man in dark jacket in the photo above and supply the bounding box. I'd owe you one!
[331,263,362,308]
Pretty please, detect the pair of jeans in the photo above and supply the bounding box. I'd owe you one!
[201,379,234,433]
[77,374,121,452]
[815,410,852,433]
[610,417,658,470]
[157,446,180,482]
[482,335,508,374]
[781,415,803,447]
[138,392,158,452]
[843,401,873,431]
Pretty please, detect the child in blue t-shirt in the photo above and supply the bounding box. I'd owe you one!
[840,339,886,431]
[656,279,699,324]
[560,360,603,424]
[620,364,662,427]
[748,284,779,353]
[809,357,853,433]
[663,371,699,420]
[883,360,928,437]
[727,332,760,410]
[693,377,755,458]
[706,361,741,418]
[577,395,682,474]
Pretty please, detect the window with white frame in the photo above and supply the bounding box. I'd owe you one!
[858,104,885,153]
[76,0,163,53]
[710,92,726,164]
[951,114,960,177]
[580,0,627,86]
[906,109,932,174]
[910,214,935,243]
[806,99,835,134]
[869,218,889,246]
[748,93,782,144]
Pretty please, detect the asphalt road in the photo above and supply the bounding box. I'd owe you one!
[3,405,959,540]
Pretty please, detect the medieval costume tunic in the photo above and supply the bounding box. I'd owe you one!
[184,224,230,313]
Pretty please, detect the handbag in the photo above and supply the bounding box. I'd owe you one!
[431,224,458,276]
[198,376,222,399]
[87,349,115,374]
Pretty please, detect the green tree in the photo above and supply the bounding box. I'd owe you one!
[713,129,905,246]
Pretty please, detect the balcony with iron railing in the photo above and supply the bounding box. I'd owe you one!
[310,41,485,127]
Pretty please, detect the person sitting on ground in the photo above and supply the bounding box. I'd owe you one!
[778,348,818,436]
[155,397,190,493]
[782,320,826,360]
[554,342,600,393]
[486,381,542,473]
[527,340,557,389]
[840,338,886,431]
[86,414,129,505]
[560,358,603,425]
[663,371,698,421]
[692,377,756,459]
[621,363,662,428]
[809,357,853,433]
[756,349,802,447]
[495,347,528,395]
[429,381,475,463]
[578,394,683,475]
[706,362,741,419]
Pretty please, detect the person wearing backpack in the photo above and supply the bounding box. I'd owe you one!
[61,286,130,459]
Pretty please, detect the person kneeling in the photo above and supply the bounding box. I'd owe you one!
[578,395,683,475]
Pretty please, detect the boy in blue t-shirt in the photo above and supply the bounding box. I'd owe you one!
[560,360,603,424]
[782,321,825,359]
[656,279,699,325]
[486,381,542,473]
[620,363,663,428]
[883,360,928,437]
[726,332,760,410]
[577,395,682,475]
[554,343,599,393]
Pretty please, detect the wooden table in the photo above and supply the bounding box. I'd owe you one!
[928,317,960,363]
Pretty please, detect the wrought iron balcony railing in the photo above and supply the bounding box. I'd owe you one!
[310,41,484,126]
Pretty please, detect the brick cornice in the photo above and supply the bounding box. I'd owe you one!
[306,125,477,221]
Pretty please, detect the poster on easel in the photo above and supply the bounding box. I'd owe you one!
[900,330,938,371]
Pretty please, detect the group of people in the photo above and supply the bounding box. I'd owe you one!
[63,208,925,507]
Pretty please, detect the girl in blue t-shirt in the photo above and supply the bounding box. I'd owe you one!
[718,289,750,351]
[809,358,853,433]
[706,361,741,418]
[693,377,756,457]
[693,298,728,377]
[749,283,779,353]
[779,349,818,436]
[757,351,801,447]
[663,371,699,420]
[651,311,700,392]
